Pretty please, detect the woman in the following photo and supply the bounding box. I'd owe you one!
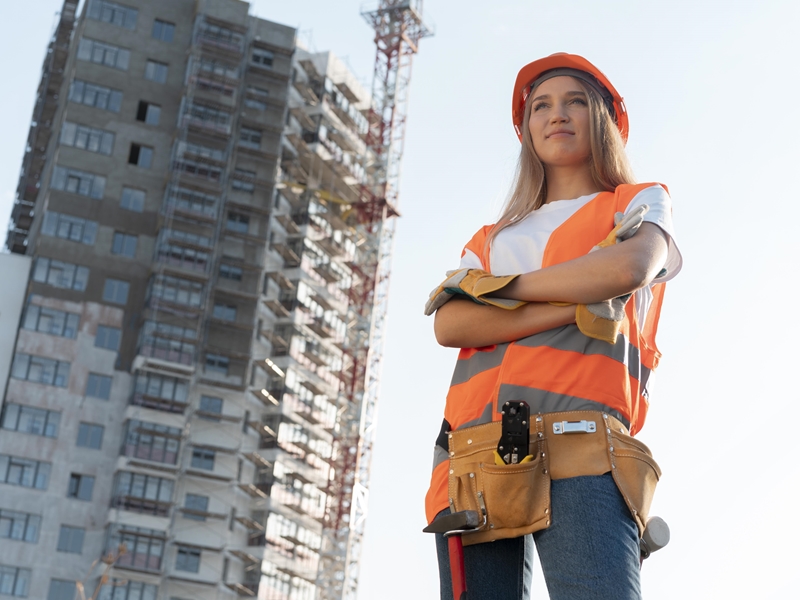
[424,53,682,600]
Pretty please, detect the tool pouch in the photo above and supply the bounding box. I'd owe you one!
[448,410,661,546]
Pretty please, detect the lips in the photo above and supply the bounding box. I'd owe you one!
[547,129,574,138]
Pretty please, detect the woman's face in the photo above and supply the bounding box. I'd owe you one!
[528,76,592,169]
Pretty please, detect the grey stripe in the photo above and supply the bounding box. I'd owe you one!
[449,343,509,387]
[497,384,631,429]
[455,401,495,431]
[432,445,449,470]
[516,324,641,381]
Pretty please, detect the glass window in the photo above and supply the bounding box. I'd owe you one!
[239,127,262,149]
[67,473,95,501]
[22,304,80,338]
[128,144,153,168]
[87,0,138,30]
[1,403,60,437]
[10,353,70,387]
[76,423,104,449]
[111,232,137,257]
[60,121,114,155]
[175,546,201,572]
[148,274,204,308]
[77,38,130,70]
[112,471,173,516]
[136,101,161,125]
[107,525,165,573]
[69,79,122,112]
[51,165,106,198]
[226,212,249,233]
[41,212,97,245]
[86,373,112,399]
[152,19,175,42]
[212,303,236,321]
[0,454,51,490]
[183,494,209,521]
[103,279,130,305]
[231,169,255,193]
[0,509,41,543]
[144,60,168,83]
[57,525,85,553]
[95,325,121,351]
[198,396,223,421]
[0,565,31,597]
[121,187,145,212]
[219,264,242,281]
[190,448,215,471]
[204,354,229,375]
[123,420,181,465]
[97,579,158,600]
[32,257,89,291]
[252,48,274,68]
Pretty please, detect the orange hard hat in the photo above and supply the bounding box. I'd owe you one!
[512,53,628,143]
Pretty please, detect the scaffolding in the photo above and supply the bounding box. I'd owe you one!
[316,2,432,598]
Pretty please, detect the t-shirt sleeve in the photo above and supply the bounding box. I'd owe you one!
[624,184,682,283]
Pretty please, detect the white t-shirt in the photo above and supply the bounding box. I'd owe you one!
[458,184,683,324]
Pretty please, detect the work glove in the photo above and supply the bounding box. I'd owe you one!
[574,205,649,344]
[424,269,527,316]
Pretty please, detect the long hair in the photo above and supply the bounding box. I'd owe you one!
[486,78,636,249]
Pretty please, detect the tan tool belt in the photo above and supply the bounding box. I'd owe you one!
[448,410,661,546]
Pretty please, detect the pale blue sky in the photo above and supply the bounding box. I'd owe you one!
[2,1,800,598]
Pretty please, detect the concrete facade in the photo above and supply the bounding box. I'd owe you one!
[2,1,376,599]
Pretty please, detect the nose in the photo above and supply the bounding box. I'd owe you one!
[550,102,569,123]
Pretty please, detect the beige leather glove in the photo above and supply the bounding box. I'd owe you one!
[424,269,527,316]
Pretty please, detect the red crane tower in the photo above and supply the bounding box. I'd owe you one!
[316,1,432,598]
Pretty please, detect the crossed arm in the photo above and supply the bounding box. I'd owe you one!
[434,223,669,348]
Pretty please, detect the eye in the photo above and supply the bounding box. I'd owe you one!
[532,101,548,112]
[570,98,588,106]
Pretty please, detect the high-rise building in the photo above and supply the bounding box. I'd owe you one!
[1,1,381,599]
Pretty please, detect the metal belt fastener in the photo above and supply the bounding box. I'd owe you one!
[552,420,596,434]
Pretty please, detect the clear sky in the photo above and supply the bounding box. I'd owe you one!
[2,1,800,599]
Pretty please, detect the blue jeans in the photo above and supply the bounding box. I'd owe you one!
[434,473,641,600]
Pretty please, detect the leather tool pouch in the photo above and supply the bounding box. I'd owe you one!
[448,410,661,546]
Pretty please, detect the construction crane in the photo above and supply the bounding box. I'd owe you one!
[316,1,432,598]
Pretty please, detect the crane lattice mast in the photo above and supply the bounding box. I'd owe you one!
[316,2,431,598]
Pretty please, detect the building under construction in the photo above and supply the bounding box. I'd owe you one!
[0,1,429,599]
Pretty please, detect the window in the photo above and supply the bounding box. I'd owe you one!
[121,187,145,212]
[60,121,114,155]
[0,565,30,597]
[51,165,106,198]
[103,278,130,305]
[57,525,85,553]
[95,325,122,351]
[11,353,70,387]
[41,212,97,245]
[144,60,168,83]
[204,354,229,375]
[172,159,221,182]
[148,275,204,308]
[183,494,209,521]
[132,372,189,411]
[97,579,158,600]
[219,264,242,281]
[108,525,165,572]
[111,232,138,257]
[67,473,95,501]
[136,101,161,125]
[69,79,122,112]
[77,38,130,70]
[123,420,181,465]
[86,373,112,399]
[252,48,274,68]
[226,212,249,233]
[1,404,60,437]
[239,127,261,149]
[0,510,40,543]
[230,169,255,192]
[128,144,153,168]
[212,303,236,321]
[0,455,51,489]
[152,19,175,42]
[138,322,196,367]
[190,448,215,471]
[87,0,137,29]
[198,396,223,421]
[196,57,238,79]
[182,102,230,131]
[156,242,209,273]
[112,472,174,516]
[198,23,243,50]
[22,305,80,338]
[76,423,104,449]
[244,86,269,110]
[33,258,89,291]
[175,546,201,572]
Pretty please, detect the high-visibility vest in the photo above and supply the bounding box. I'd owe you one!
[424,182,669,524]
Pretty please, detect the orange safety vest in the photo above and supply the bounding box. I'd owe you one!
[424,182,669,524]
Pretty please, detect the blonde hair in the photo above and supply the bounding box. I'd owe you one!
[486,78,635,248]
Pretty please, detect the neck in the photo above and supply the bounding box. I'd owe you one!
[543,164,599,203]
